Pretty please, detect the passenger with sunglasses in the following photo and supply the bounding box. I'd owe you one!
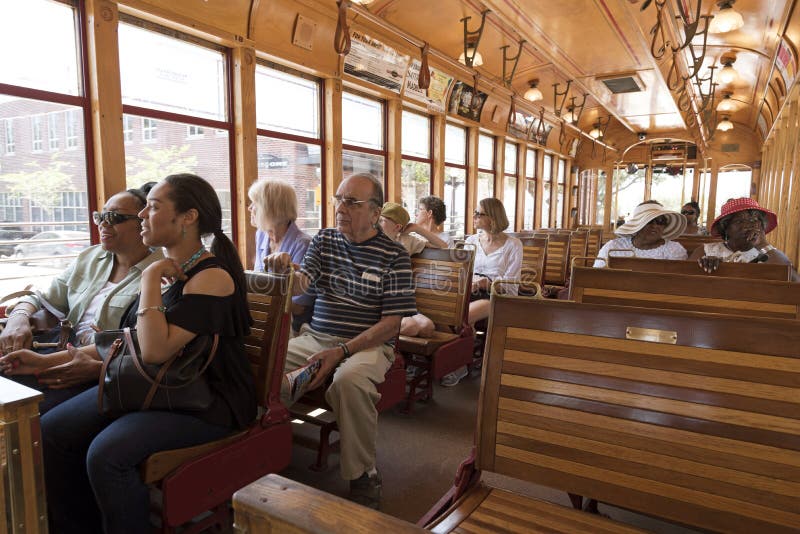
[0,184,163,413]
[594,201,688,267]
[680,201,709,235]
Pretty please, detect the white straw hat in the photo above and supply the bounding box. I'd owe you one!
[615,203,686,241]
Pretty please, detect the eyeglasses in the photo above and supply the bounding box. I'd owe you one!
[680,210,696,216]
[473,210,487,217]
[92,211,141,226]
[647,215,669,226]
[332,195,371,208]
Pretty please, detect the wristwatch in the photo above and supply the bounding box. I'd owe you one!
[337,341,351,359]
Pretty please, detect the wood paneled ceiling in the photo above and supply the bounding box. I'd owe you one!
[365,0,794,142]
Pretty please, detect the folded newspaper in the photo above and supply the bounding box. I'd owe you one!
[283,359,322,403]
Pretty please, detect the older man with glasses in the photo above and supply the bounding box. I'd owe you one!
[265,173,416,510]
[0,184,163,413]
[594,200,688,267]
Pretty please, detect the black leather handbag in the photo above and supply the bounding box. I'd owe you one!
[95,327,219,414]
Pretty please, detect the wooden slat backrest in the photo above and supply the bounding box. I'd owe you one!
[586,229,602,257]
[674,235,721,256]
[541,233,571,285]
[477,297,800,533]
[606,257,791,281]
[506,231,534,239]
[410,247,474,333]
[570,266,800,319]
[518,236,547,287]
[244,271,292,408]
[567,230,589,271]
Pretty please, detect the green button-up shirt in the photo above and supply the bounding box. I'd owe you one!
[20,245,164,332]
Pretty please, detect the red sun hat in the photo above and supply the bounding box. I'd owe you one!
[710,197,778,237]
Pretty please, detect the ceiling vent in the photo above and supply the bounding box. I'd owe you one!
[597,72,646,94]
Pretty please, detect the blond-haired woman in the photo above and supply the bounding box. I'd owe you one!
[248,179,313,330]
[443,197,522,387]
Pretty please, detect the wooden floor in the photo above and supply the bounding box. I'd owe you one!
[283,368,701,533]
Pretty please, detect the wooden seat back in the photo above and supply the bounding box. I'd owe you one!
[540,232,571,285]
[519,236,547,288]
[410,247,475,334]
[585,228,603,257]
[606,256,792,281]
[567,230,589,273]
[244,271,294,408]
[479,296,800,533]
[570,266,800,319]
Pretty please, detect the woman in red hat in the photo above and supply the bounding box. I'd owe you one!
[689,197,798,280]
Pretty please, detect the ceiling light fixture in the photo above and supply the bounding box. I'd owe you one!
[716,116,734,131]
[718,56,738,84]
[708,0,744,34]
[716,93,735,112]
[523,79,543,102]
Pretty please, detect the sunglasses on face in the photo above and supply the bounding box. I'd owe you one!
[92,211,141,226]
[680,210,696,216]
[473,210,487,217]
[647,216,669,226]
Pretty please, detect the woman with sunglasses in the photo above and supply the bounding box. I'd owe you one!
[0,184,163,413]
[594,201,688,267]
[680,201,709,235]
[441,197,522,387]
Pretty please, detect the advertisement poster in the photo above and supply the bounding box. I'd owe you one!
[404,60,453,113]
[775,38,797,93]
[529,115,553,146]
[508,110,533,139]
[447,81,487,122]
[344,30,409,92]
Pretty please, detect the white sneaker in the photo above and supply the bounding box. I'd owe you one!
[441,366,468,387]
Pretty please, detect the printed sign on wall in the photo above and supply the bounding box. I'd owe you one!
[344,30,409,92]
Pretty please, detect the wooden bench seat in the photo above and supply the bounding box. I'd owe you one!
[234,295,800,534]
[399,247,475,411]
[570,265,800,319]
[606,256,792,280]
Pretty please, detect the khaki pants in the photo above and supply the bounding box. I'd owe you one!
[281,325,393,480]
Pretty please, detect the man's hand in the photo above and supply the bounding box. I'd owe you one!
[306,346,345,391]
[0,349,53,376]
[37,345,101,389]
[0,314,34,353]
[697,255,722,273]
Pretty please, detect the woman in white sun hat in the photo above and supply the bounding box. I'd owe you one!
[594,200,688,267]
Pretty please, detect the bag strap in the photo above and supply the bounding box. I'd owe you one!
[97,338,124,411]
[128,329,220,410]
[0,286,34,309]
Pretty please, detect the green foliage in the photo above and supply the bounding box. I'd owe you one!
[1,154,74,212]
[125,145,198,187]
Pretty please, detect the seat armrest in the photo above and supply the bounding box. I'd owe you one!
[234,474,425,533]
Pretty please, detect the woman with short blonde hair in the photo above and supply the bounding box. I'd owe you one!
[477,197,510,234]
[248,179,314,331]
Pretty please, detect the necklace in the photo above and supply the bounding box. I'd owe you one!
[180,245,207,272]
[161,246,207,292]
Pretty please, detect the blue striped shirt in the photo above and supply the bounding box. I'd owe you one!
[301,228,416,339]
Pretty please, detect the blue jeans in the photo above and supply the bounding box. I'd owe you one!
[41,386,232,534]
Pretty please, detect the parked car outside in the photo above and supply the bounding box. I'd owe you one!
[0,226,30,257]
[13,231,90,266]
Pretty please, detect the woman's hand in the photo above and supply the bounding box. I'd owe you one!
[144,257,186,286]
[697,255,722,273]
[264,252,293,273]
[472,276,490,293]
[0,349,55,376]
[0,314,34,353]
[36,345,101,389]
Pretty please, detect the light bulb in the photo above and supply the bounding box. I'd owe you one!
[589,126,602,139]
[709,5,744,34]
[716,95,735,112]
[524,85,543,102]
[719,64,737,84]
[458,48,483,67]
[717,117,734,131]
[563,108,577,124]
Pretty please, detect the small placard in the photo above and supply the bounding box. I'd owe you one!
[292,14,316,51]
[626,326,677,344]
